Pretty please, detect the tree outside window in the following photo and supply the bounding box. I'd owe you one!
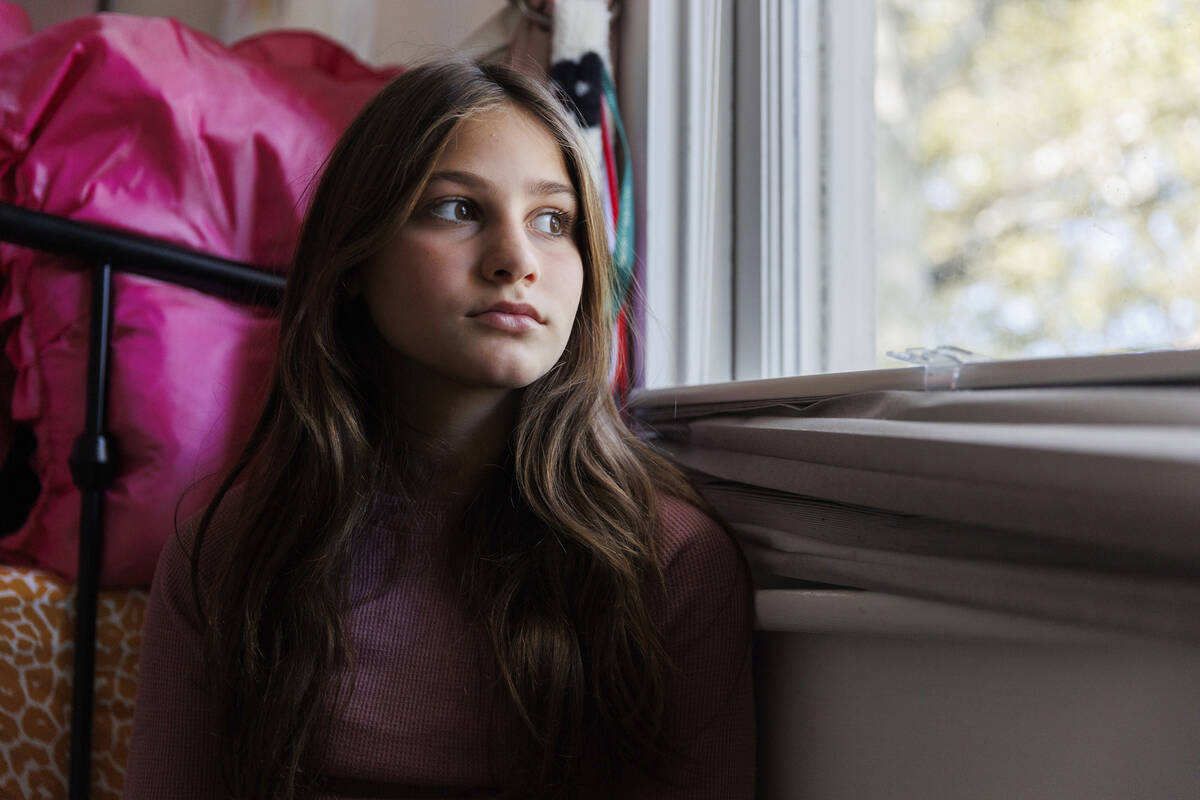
[877,0,1200,364]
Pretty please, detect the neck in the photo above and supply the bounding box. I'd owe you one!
[384,366,519,503]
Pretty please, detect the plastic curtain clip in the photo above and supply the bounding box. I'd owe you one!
[885,345,993,390]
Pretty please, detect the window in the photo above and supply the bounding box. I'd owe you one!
[619,0,1200,388]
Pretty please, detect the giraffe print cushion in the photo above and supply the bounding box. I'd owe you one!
[0,565,146,799]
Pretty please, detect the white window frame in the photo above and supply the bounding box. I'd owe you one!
[620,0,876,388]
[620,0,734,388]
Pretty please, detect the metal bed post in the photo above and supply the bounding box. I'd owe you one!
[67,260,115,800]
[0,201,285,799]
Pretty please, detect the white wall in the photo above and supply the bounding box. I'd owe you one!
[10,0,102,32]
[371,0,505,65]
[112,0,224,40]
[217,0,506,65]
[10,0,506,66]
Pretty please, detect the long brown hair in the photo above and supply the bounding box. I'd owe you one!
[190,60,709,799]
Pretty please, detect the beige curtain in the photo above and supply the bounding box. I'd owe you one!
[632,357,1200,640]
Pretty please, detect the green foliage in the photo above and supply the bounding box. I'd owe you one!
[877,0,1200,362]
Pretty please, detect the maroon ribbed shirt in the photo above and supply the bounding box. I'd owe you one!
[124,489,754,798]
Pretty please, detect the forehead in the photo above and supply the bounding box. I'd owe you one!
[434,105,572,183]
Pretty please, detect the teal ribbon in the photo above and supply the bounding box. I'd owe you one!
[601,66,635,318]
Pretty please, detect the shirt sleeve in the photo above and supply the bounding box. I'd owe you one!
[630,494,756,799]
[123,504,234,798]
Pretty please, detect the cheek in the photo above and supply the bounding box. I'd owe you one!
[558,256,585,317]
[552,263,586,358]
[366,243,454,310]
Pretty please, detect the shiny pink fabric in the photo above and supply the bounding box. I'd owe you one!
[0,2,26,468]
[0,6,400,586]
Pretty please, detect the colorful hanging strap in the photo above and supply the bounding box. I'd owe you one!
[600,64,635,316]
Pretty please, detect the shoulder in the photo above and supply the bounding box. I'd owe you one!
[654,492,742,582]
[151,483,247,620]
[652,492,751,636]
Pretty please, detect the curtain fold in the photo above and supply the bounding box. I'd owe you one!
[636,378,1200,639]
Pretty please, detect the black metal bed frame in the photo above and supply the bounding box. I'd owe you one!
[0,201,285,800]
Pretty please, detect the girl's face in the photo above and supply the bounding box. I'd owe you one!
[361,105,585,396]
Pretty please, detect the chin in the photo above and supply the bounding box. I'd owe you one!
[463,362,555,391]
[482,370,550,390]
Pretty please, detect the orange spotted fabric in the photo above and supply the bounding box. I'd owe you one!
[0,565,146,799]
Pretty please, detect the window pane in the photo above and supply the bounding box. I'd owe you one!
[876,0,1200,365]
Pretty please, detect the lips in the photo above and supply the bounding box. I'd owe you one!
[468,301,544,332]
[474,301,543,323]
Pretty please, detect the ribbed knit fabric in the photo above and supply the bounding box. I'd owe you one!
[123,488,755,799]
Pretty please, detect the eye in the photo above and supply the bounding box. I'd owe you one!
[531,210,572,236]
[428,198,476,223]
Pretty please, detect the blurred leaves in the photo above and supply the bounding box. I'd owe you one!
[877,0,1200,362]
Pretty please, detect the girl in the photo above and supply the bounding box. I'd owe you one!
[124,60,753,799]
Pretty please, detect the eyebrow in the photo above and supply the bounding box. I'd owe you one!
[427,170,576,201]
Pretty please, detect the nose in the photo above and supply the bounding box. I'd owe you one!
[480,218,538,284]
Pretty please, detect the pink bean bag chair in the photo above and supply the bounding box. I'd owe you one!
[0,4,400,586]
